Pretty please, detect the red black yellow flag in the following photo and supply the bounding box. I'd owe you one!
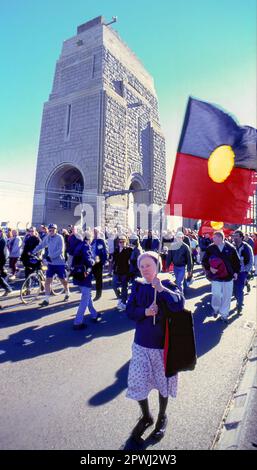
[167,98,257,224]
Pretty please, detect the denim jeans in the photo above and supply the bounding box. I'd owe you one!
[234,272,248,309]
[112,274,129,303]
[74,286,97,325]
[173,265,186,293]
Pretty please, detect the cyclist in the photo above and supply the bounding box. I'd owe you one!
[20,227,41,279]
[31,223,70,307]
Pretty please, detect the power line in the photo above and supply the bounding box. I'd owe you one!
[0,190,32,197]
[0,180,34,187]
[0,181,134,199]
[34,188,107,197]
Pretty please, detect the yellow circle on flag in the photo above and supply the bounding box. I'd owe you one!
[211,221,224,230]
[208,145,235,183]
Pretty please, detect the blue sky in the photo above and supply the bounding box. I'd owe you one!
[0,0,256,225]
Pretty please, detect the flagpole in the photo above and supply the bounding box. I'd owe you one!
[153,205,163,326]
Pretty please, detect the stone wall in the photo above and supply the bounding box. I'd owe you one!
[102,36,166,225]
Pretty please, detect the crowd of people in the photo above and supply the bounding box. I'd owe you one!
[0,222,256,442]
[0,223,256,323]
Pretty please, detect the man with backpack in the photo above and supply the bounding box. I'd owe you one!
[202,231,240,323]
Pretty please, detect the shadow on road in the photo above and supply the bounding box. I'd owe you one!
[88,361,130,406]
[0,298,80,329]
[0,307,133,364]
[193,293,222,358]
[0,282,115,329]
[185,282,211,299]
[120,428,176,451]
[192,292,241,358]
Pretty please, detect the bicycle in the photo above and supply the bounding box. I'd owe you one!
[20,256,65,304]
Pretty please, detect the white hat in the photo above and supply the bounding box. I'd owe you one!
[137,251,161,269]
[176,231,184,239]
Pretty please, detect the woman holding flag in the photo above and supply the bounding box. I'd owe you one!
[126,251,184,442]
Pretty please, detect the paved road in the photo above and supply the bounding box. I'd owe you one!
[0,268,256,450]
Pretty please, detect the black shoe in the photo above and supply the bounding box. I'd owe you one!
[246,284,251,293]
[39,300,49,307]
[91,313,102,323]
[4,288,12,296]
[237,306,243,315]
[93,291,102,301]
[73,323,87,330]
[151,415,168,441]
[131,415,154,441]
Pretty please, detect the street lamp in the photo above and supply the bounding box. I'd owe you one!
[103,188,152,199]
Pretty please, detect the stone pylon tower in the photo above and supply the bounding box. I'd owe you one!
[32,16,166,230]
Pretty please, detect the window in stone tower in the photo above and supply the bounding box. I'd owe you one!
[113,80,124,97]
[92,55,96,78]
[65,104,72,140]
[138,117,141,154]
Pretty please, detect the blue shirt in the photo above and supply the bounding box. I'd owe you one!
[126,278,185,349]
[91,238,108,264]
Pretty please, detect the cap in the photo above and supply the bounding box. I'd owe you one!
[48,223,57,229]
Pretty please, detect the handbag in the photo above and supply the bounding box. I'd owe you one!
[70,263,87,281]
[161,303,197,377]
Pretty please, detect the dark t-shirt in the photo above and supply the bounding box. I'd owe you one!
[113,247,132,275]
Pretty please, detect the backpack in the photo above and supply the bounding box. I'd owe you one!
[207,255,228,280]
[70,250,87,281]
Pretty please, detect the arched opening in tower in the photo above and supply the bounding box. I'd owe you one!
[128,179,147,232]
[45,165,84,227]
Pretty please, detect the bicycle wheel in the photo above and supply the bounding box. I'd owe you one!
[51,274,65,296]
[20,273,42,304]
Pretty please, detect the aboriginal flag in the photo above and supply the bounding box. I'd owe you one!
[167,98,257,224]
